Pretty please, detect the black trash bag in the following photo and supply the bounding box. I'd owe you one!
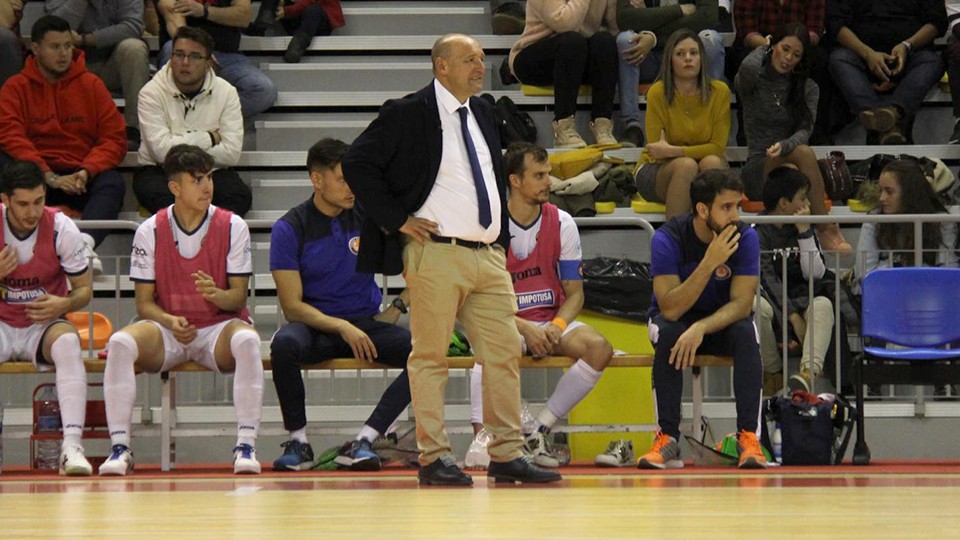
[581,257,653,322]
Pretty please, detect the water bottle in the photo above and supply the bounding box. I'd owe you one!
[35,386,62,470]
[464,428,492,469]
[772,422,783,464]
[552,432,571,466]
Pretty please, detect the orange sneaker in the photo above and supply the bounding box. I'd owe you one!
[736,430,768,469]
[636,432,683,469]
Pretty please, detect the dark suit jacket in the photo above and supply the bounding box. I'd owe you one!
[341,82,510,275]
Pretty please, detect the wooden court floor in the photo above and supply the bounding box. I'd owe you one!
[2,463,959,539]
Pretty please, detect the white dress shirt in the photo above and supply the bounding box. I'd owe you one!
[414,79,501,244]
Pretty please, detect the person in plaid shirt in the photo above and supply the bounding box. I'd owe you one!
[729,1,838,143]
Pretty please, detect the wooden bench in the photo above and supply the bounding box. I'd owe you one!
[0,354,733,470]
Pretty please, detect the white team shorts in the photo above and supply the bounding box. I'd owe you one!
[0,319,68,369]
[519,319,587,354]
[144,318,249,373]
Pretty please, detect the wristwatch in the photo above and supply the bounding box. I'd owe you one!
[390,297,408,314]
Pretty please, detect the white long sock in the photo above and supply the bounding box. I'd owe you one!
[289,428,307,444]
[355,425,379,442]
[231,329,263,447]
[469,363,484,425]
[540,359,602,429]
[104,332,138,447]
[51,333,87,447]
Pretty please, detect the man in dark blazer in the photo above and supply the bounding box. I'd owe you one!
[342,33,561,486]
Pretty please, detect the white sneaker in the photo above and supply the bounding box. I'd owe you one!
[594,439,635,468]
[98,444,134,476]
[233,444,261,474]
[524,431,559,468]
[59,443,93,476]
[80,233,103,276]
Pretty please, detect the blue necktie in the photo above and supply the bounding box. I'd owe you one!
[458,106,492,228]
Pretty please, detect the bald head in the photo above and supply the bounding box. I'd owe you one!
[431,34,486,102]
[432,34,480,74]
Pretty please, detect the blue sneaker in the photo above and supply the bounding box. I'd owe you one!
[98,444,134,476]
[233,444,261,474]
[334,438,381,471]
[272,440,315,471]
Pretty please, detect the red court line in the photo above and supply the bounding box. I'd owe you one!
[3,461,960,493]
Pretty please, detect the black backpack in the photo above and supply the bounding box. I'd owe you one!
[482,94,537,148]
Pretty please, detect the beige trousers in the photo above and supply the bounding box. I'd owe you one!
[402,240,524,465]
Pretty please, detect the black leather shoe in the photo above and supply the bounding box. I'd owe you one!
[488,456,562,484]
[418,456,473,486]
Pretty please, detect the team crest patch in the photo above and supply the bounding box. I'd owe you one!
[348,236,360,255]
[713,264,732,281]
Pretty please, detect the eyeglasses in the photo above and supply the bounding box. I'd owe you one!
[172,51,208,63]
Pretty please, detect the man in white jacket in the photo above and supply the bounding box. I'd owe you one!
[135,26,250,216]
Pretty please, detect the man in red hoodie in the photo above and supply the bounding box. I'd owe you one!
[0,15,126,272]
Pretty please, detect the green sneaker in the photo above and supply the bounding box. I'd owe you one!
[310,445,343,470]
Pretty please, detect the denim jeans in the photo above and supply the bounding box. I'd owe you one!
[159,41,278,118]
[828,46,943,121]
[616,29,726,127]
[0,26,22,88]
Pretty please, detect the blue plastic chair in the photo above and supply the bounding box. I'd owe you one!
[854,267,960,465]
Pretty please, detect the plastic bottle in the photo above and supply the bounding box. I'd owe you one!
[772,422,783,464]
[35,387,62,470]
[464,428,492,469]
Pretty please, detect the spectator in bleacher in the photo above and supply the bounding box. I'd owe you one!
[246,0,343,63]
[269,138,412,473]
[826,0,946,144]
[157,0,278,118]
[854,159,959,289]
[99,144,263,476]
[735,22,851,253]
[467,142,614,468]
[639,169,766,470]
[508,0,620,148]
[754,166,852,395]
[730,0,838,144]
[0,15,127,274]
[343,34,560,486]
[616,0,726,148]
[135,27,250,216]
[0,0,24,87]
[0,160,94,476]
[46,0,151,150]
[854,159,958,398]
[944,0,960,143]
[633,28,730,219]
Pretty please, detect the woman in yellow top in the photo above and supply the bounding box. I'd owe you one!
[634,28,731,218]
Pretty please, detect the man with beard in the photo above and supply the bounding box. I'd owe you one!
[637,169,766,470]
[0,160,94,476]
[135,26,250,216]
[0,15,126,274]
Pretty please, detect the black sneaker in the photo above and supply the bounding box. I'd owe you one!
[272,440,315,471]
[620,123,645,148]
[334,438,382,471]
[950,120,960,144]
[491,2,525,35]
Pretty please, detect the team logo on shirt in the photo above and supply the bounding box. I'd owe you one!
[516,289,556,312]
[349,236,360,255]
[714,264,732,281]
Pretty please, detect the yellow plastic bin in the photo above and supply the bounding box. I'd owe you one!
[567,310,656,462]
